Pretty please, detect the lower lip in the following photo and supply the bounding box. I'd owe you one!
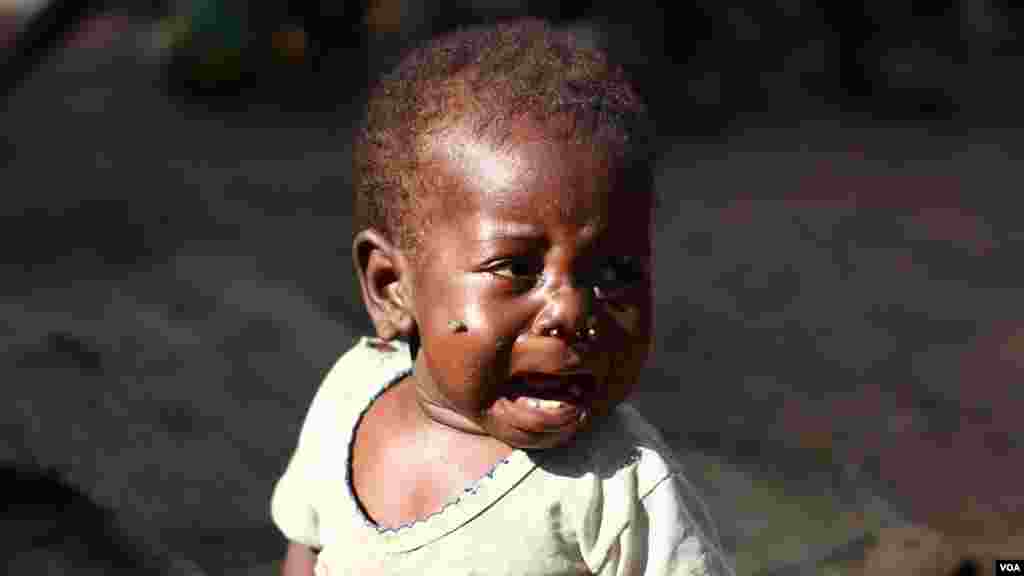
[506,396,584,431]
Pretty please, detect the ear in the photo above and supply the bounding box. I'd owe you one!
[352,229,416,341]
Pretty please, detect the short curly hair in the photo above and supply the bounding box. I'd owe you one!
[353,18,653,261]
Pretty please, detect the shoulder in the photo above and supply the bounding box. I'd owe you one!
[281,336,412,482]
[558,403,680,495]
[534,403,682,522]
[270,337,412,547]
[611,403,680,494]
[301,337,412,437]
[316,336,411,402]
[542,406,732,574]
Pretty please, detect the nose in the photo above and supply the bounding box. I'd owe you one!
[533,278,595,343]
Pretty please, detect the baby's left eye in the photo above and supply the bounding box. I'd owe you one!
[589,256,643,294]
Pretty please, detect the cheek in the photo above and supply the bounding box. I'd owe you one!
[602,285,653,390]
[606,300,642,334]
[457,301,523,375]
[605,281,653,337]
[421,298,522,403]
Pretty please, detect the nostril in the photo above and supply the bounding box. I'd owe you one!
[535,282,597,337]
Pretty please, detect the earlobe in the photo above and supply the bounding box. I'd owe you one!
[352,229,416,341]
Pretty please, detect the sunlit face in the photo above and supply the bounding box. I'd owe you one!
[405,116,654,450]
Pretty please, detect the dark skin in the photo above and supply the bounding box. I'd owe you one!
[282,116,653,575]
[350,114,655,530]
[276,112,651,537]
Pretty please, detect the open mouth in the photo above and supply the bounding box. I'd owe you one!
[502,372,595,431]
[509,372,591,401]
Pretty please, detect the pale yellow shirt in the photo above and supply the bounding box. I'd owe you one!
[271,337,734,576]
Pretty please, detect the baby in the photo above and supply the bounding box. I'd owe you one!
[271,19,733,576]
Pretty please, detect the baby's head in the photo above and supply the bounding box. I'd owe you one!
[352,19,655,450]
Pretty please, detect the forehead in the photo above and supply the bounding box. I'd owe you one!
[418,117,652,235]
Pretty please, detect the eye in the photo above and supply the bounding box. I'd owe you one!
[590,256,644,297]
[487,258,543,285]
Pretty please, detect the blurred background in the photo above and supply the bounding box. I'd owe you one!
[3,1,1023,574]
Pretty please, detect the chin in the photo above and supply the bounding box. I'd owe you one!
[511,435,573,451]
[496,420,588,452]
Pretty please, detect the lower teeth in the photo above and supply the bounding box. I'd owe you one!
[526,398,564,410]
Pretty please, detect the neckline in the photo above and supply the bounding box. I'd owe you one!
[342,337,539,552]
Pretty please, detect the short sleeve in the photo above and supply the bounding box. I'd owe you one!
[270,371,340,549]
[271,421,322,549]
[270,337,408,551]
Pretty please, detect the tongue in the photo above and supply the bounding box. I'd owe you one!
[509,387,577,403]
[511,375,584,402]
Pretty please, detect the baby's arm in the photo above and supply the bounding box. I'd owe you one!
[280,542,317,576]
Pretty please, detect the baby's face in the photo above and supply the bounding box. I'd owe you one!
[407,117,654,450]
